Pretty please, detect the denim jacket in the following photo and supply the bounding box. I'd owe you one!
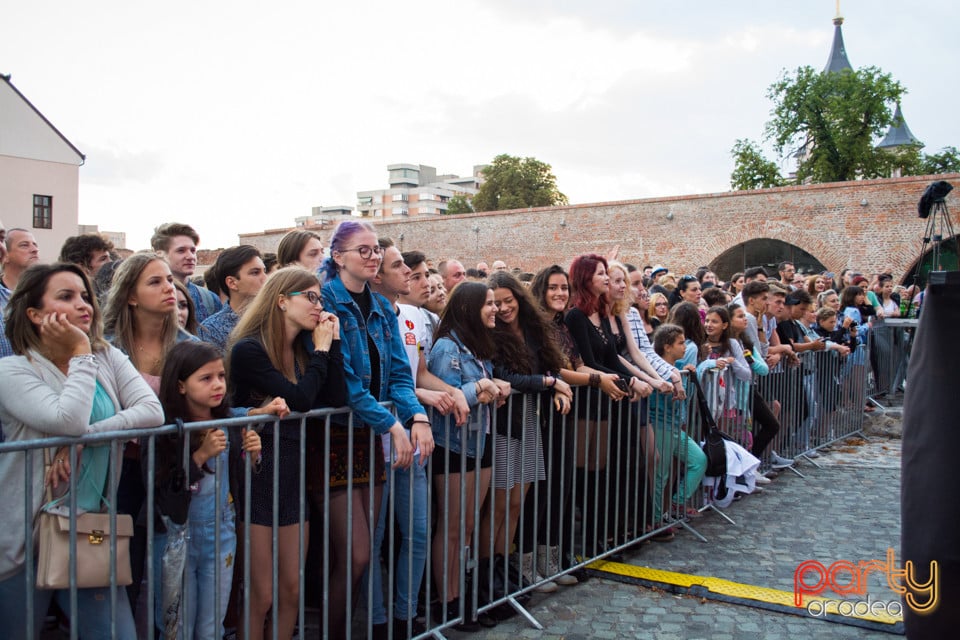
[322,277,424,434]
[427,332,492,458]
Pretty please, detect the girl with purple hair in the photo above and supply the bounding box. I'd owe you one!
[320,220,432,639]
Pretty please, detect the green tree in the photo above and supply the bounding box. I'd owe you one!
[444,194,474,214]
[472,154,568,212]
[765,65,905,183]
[729,139,784,190]
[918,146,960,175]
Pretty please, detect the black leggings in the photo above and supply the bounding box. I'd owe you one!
[751,388,781,457]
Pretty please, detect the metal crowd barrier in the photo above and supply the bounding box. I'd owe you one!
[866,318,917,410]
[754,344,868,473]
[0,354,871,639]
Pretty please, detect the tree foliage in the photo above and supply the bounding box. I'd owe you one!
[444,194,474,215]
[472,154,568,212]
[918,146,960,175]
[729,139,784,190]
[765,65,905,183]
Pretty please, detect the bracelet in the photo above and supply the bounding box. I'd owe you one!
[411,419,431,426]
[589,373,600,388]
[544,375,555,389]
[71,353,97,365]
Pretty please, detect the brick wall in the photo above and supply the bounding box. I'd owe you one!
[236,174,960,281]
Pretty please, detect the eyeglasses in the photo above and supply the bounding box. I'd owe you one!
[288,290,323,306]
[679,275,697,283]
[341,245,382,260]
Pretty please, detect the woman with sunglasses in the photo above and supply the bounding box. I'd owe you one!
[228,266,345,640]
[320,220,431,639]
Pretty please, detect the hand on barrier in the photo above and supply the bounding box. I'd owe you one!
[195,429,227,467]
[249,397,291,420]
[599,372,627,401]
[389,423,414,469]
[409,420,434,465]
[45,445,83,490]
[492,378,511,407]
[240,428,262,463]
[419,389,455,415]
[553,391,571,415]
[450,388,469,426]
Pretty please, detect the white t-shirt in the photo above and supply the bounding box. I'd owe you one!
[381,304,430,459]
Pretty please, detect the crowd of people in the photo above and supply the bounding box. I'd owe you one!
[0,218,913,639]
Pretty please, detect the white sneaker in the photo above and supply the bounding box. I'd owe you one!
[805,449,820,458]
[754,474,771,485]
[771,452,795,469]
[522,552,558,593]
[537,545,578,586]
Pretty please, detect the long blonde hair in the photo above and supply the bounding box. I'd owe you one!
[227,266,320,380]
[102,252,179,370]
[607,261,634,317]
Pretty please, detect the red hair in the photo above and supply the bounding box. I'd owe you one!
[569,253,608,317]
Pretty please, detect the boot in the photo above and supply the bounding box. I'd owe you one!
[521,551,558,593]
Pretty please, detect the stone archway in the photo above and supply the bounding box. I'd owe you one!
[710,239,827,281]
[900,235,959,288]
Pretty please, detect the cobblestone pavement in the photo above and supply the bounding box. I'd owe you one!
[452,436,903,640]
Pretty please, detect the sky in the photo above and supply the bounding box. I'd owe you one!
[2,0,958,250]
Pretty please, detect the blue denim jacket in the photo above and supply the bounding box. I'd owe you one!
[426,332,491,458]
[322,277,424,434]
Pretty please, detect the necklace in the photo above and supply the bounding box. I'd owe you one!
[137,344,162,373]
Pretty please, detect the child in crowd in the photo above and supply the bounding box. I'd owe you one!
[153,340,287,639]
[648,324,706,533]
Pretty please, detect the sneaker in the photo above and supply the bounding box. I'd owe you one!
[537,545,578,586]
[805,449,820,458]
[521,552,558,593]
[771,452,795,469]
[754,474,771,485]
[751,485,764,493]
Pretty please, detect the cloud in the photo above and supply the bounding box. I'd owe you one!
[79,145,165,185]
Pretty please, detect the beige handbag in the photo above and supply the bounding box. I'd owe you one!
[35,450,134,589]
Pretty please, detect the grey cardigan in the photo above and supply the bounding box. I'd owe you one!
[0,346,163,580]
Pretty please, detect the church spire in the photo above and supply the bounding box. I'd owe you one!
[878,103,922,149]
[824,3,852,73]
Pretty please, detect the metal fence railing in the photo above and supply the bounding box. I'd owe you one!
[867,319,918,410]
[0,345,874,639]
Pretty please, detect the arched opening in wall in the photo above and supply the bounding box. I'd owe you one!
[900,235,959,289]
[710,239,827,281]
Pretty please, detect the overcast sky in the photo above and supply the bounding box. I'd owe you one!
[3,0,957,250]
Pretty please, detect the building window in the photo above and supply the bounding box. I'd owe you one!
[33,195,53,229]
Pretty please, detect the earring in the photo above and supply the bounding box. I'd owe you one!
[281,305,287,312]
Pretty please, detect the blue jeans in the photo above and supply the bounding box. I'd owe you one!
[153,506,236,639]
[365,453,428,623]
[0,564,136,639]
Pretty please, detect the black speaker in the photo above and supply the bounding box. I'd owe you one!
[901,271,960,637]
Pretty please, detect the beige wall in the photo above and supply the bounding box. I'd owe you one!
[0,154,80,262]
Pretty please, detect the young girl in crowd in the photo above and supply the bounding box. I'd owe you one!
[152,340,286,639]
[697,306,753,441]
[228,267,346,640]
[427,281,506,630]
[320,221,431,639]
